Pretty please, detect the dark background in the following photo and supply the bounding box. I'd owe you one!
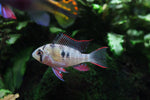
[0,0,150,100]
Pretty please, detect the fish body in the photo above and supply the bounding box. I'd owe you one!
[33,43,89,67]
[0,0,78,28]
[32,34,107,81]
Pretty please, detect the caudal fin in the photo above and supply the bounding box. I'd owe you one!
[54,0,78,28]
[89,47,108,68]
[0,4,16,19]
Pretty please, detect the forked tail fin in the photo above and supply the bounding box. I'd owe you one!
[89,47,108,68]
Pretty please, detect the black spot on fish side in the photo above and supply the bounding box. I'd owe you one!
[66,52,69,58]
[61,50,65,58]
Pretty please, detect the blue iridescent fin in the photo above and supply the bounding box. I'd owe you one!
[52,68,64,81]
[55,67,68,73]
[0,4,2,16]
[73,64,90,71]
[53,33,92,52]
[0,4,16,19]
[28,11,50,26]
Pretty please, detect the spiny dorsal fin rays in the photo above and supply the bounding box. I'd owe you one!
[52,33,92,52]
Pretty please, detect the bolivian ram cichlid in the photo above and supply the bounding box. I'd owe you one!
[0,0,78,28]
[32,34,108,81]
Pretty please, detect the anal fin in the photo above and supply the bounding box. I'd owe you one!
[52,68,64,81]
[73,64,90,71]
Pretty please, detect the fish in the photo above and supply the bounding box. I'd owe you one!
[32,33,108,81]
[0,0,78,28]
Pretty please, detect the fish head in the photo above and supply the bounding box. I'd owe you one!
[32,45,46,63]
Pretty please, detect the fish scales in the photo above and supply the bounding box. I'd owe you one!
[42,44,88,67]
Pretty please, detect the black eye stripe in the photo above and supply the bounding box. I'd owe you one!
[37,49,43,62]
[40,55,42,62]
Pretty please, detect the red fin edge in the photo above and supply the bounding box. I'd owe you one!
[63,34,92,42]
[52,68,64,81]
[91,62,107,68]
[96,46,108,51]
[2,5,16,19]
[55,67,68,73]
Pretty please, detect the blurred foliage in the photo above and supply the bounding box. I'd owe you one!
[107,33,124,55]
[0,0,150,100]
[0,89,12,98]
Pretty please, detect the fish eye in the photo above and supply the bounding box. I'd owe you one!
[37,49,43,56]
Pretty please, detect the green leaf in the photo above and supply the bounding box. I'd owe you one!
[0,89,12,98]
[3,21,15,25]
[143,0,150,8]
[92,4,103,14]
[127,29,144,45]
[49,27,65,34]
[144,33,150,47]
[107,33,124,55]
[71,30,79,37]
[138,14,150,22]
[110,0,131,4]
[0,79,4,89]
[86,0,94,2]
[16,21,28,30]
[6,34,21,45]
[4,47,33,91]
[127,29,143,37]
[130,40,143,45]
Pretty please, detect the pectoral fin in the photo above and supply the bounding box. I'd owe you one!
[55,67,68,73]
[52,68,64,81]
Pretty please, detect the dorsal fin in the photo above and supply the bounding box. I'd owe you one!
[52,33,92,52]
